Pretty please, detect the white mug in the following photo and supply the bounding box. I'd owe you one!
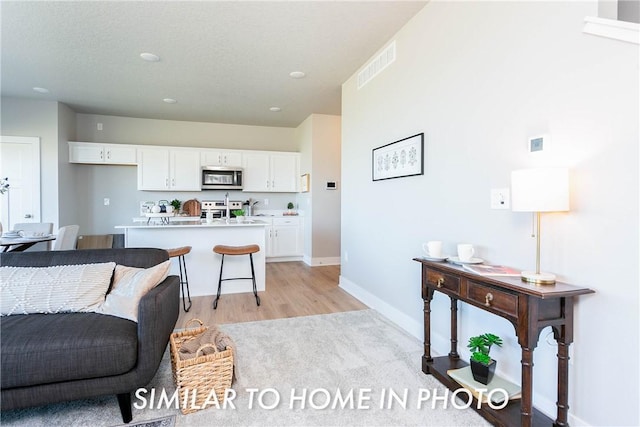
[422,241,443,258]
[457,243,475,262]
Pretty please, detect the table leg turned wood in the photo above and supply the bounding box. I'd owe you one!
[449,297,459,359]
[422,288,434,372]
[521,346,535,427]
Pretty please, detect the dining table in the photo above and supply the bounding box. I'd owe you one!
[0,235,57,252]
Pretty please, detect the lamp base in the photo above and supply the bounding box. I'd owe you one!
[521,270,556,285]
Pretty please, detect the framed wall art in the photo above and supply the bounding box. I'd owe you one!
[372,133,424,181]
[300,173,310,192]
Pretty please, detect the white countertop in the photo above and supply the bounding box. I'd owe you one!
[116,219,268,229]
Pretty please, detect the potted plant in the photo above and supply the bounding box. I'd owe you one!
[170,199,181,214]
[286,202,296,215]
[467,333,503,385]
[232,209,245,222]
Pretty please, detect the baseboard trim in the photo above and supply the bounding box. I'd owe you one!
[338,275,447,353]
[266,256,303,263]
[304,256,341,267]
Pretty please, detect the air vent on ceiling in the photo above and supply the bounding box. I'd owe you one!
[357,41,396,90]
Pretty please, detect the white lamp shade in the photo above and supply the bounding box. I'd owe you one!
[511,168,570,212]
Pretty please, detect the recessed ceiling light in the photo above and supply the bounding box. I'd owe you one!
[163,98,177,104]
[140,52,160,62]
[33,87,49,94]
[269,107,281,112]
[289,71,306,79]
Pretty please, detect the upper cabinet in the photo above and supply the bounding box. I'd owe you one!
[69,141,299,193]
[201,149,243,168]
[242,152,299,192]
[68,141,137,165]
[137,147,200,191]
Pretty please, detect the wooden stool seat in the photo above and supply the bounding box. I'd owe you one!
[213,244,259,256]
[167,246,192,258]
[212,244,261,309]
[166,246,192,312]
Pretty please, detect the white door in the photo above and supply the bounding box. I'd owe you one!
[0,136,41,230]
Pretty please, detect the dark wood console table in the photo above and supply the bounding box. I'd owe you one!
[414,258,593,427]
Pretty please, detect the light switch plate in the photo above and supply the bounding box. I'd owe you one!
[490,188,510,209]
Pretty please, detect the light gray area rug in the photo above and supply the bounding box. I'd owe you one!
[1,310,489,426]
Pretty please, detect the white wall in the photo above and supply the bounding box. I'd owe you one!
[57,102,78,228]
[76,114,296,151]
[310,114,341,261]
[295,114,342,265]
[341,2,638,426]
[296,115,314,258]
[1,97,61,229]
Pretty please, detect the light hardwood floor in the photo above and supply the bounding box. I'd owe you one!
[176,261,368,327]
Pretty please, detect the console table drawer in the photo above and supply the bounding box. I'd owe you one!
[425,269,460,294]
[467,281,518,317]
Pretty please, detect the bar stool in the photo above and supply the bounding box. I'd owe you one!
[167,246,192,312]
[212,244,261,309]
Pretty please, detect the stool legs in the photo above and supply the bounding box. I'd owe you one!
[213,252,260,309]
[178,255,192,312]
[249,253,261,306]
[213,254,225,309]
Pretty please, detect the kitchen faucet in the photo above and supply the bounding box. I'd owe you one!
[225,192,230,222]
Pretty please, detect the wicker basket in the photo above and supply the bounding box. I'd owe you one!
[169,319,234,414]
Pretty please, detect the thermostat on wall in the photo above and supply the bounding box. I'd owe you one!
[528,134,550,153]
[326,181,337,190]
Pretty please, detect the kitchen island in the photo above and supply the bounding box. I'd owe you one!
[115,220,267,297]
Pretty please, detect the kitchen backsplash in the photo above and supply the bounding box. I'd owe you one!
[137,192,300,216]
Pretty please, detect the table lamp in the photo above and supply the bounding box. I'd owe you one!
[511,168,569,285]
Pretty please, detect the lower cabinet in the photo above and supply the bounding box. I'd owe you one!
[270,217,302,257]
[252,217,302,259]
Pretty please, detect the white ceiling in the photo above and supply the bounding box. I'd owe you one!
[1,1,426,128]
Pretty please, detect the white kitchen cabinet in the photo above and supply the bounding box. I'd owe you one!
[68,141,137,165]
[242,152,271,191]
[137,147,200,191]
[271,217,302,257]
[255,216,302,258]
[201,149,242,167]
[242,151,299,192]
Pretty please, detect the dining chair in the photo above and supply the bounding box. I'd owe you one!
[13,222,54,251]
[53,225,80,251]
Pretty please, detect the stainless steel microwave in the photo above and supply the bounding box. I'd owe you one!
[201,167,243,190]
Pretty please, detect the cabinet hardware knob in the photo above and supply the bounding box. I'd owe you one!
[485,293,494,307]
[107,150,111,160]
[436,277,445,288]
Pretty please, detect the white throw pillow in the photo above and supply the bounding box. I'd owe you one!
[0,262,116,316]
[97,260,170,322]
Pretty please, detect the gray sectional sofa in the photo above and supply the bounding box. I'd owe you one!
[0,248,179,423]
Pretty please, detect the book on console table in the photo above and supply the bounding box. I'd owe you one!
[447,367,521,405]
[462,263,521,277]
